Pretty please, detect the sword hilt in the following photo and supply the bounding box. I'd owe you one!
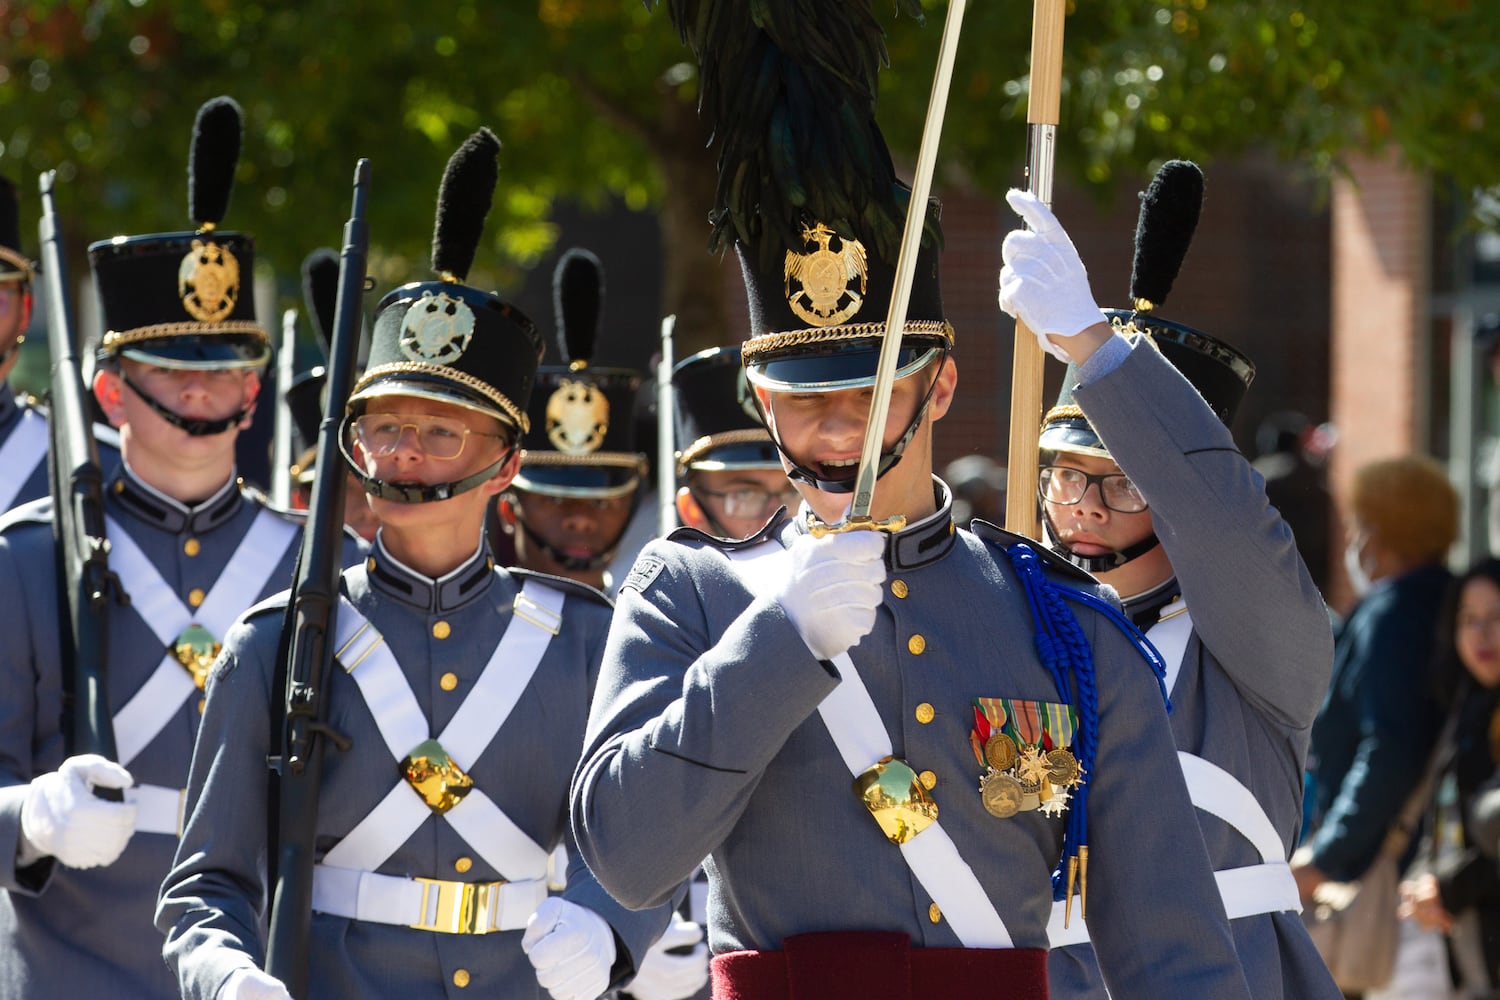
[805,511,907,538]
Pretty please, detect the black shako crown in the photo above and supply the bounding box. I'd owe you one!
[88,97,269,370]
[349,127,542,436]
[671,344,779,476]
[284,247,340,453]
[1041,160,1254,459]
[514,247,647,498]
[0,176,32,284]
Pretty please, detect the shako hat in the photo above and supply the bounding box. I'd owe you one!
[88,97,269,370]
[349,127,542,436]
[1040,160,1255,460]
[513,248,647,499]
[0,176,33,285]
[671,344,779,477]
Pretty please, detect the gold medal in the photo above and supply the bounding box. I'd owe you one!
[980,769,1025,818]
[1046,748,1082,786]
[983,734,1018,771]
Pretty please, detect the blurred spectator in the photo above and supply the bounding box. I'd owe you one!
[1297,456,1460,938]
[1376,559,1500,998]
[943,454,1006,525]
[1253,410,1334,593]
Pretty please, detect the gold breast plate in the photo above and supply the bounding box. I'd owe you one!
[400,291,476,365]
[545,378,609,454]
[178,239,241,322]
[783,222,868,327]
[853,755,938,846]
[172,623,223,691]
[401,738,474,814]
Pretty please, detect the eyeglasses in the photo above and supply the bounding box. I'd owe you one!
[1038,465,1148,514]
[694,484,801,518]
[352,413,505,461]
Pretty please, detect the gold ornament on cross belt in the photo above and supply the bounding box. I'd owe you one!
[172,623,222,691]
[784,222,867,327]
[545,378,609,454]
[853,755,938,845]
[178,240,240,322]
[401,738,474,814]
[400,291,476,365]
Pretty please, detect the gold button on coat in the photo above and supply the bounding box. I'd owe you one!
[908,634,926,655]
[453,969,471,988]
[891,579,909,599]
[919,770,937,790]
[439,672,459,692]
[183,538,201,557]
[188,588,206,608]
[929,903,942,923]
[454,856,472,874]
[432,620,451,640]
[914,703,935,724]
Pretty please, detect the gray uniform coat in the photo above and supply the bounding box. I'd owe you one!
[157,538,674,999]
[572,485,1254,1000]
[1046,338,1339,999]
[0,466,323,999]
[0,382,121,513]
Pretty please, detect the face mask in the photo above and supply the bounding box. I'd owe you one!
[1344,535,1373,597]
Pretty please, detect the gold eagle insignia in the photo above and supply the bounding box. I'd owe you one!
[545,378,610,454]
[784,222,867,326]
[399,291,476,365]
[178,240,240,323]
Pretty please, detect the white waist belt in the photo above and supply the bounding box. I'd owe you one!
[310,864,548,934]
[1216,861,1300,920]
[132,783,185,836]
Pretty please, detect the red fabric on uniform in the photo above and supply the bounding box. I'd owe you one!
[710,931,1049,999]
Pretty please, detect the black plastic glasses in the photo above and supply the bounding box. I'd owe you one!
[1038,465,1148,513]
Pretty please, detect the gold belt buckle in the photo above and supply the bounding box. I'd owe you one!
[172,624,222,690]
[853,755,938,845]
[401,739,474,814]
[410,877,499,935]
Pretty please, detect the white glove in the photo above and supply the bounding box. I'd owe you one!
[522,897,617,1000]
[998,188,1108,362]
[770,530,885,661]
[19,754,136,869]
[217,967,292,1000]
[628,917,710,1000]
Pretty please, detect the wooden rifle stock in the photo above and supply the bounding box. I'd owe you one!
[265,159,370,996]
[37,171,124,786]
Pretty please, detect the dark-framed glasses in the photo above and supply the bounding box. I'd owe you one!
[352,413,504,461]
[694,484,801,518]
[1038,465,1148,514]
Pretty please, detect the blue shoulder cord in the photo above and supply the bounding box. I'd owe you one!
[1003,543,1171,903]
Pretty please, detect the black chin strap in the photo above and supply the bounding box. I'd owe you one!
[1041,507,1163,574]
[338,416,514,505]
[121,371,249,437]
[511,515,618,572]
[758,354,948,496]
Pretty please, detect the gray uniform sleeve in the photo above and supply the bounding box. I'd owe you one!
[156,614,277,1000]
[1074,338,1333,728]
[571,541,840,910]
[0,530,54,896]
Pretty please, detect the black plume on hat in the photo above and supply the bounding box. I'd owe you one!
[0,176,20,256]
[553,248,603,365]
[188,96,243,228]
[300,247,340,354]
[1129,159,1203,312]
[432,127,500,281]
[657,0,929,273]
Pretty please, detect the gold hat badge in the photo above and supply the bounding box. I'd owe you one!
[545,378,609,454]
[784,222,867,327]
[400,289,476,365]
[178,239,240,322]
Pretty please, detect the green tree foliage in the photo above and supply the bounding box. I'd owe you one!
[3,0,1497,354]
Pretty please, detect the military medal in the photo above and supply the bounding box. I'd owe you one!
[1046,747,1082,786]
[984,734,1018,771]
[979,769,1024,818]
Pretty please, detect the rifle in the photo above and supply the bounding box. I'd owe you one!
[37,171,125,794]
[265,158,370,996]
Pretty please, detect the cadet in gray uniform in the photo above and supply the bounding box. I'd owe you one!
[0,175,118,512]
[997,168,1339,998]
[158,128,673,1000]
[571,12,1251,993]
[0,98,327,999]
